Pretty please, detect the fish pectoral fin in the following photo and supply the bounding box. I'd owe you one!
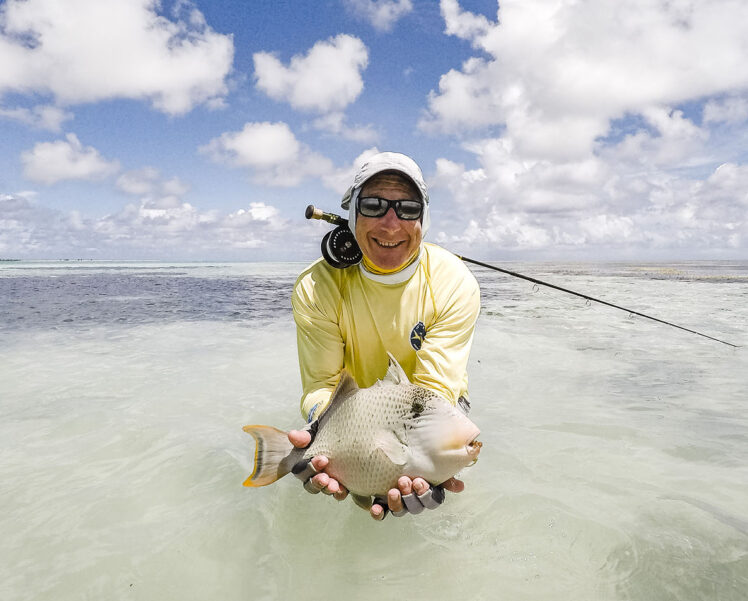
[375,432,408,467]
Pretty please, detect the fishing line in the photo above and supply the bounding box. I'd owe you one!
[455,255,738,348]
[305,205,739,348]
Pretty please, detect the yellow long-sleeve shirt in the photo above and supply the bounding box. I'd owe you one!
[292,243,481,420]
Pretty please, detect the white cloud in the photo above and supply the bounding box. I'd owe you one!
[320,147,381,194]
[116,168,189,199]
[424,0,748,158]
[200,121,335,187]
[421,0,748,257]
[603,107,711,169]
[21,133,120,185]
[430,138,748,257]
[0,0,233,115]
[0,192,310,259]
[0,104,73,131]
[311,112,378,144]
[253,34,368,114]
[703,96,748,125]
[440,0,492,40]
[343,0,413,32]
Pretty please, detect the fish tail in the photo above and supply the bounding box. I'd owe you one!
[242,425,295,487]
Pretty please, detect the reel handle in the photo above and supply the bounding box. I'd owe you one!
[305,205,348,227]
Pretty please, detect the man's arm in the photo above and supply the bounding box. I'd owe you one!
[292,264,344,420]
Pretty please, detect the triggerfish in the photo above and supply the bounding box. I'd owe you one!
[243,354,482,509]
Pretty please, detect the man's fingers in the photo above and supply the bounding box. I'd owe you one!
[288,429,311,448]
[292,458,318,482]
[370,501,387,521]
[321,476,343,496]
[310,455,329,472]
[417,485,445,509]
[412,478,429,496]
[397,476,413,495]
[388,488,407,517]
[333,485,348,501]
[293,455,337,495]
[401,492,425,514]
[302,472,328,494]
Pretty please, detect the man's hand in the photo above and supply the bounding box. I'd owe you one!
[288,429,348,501]
[288,429,465,517]
[370,476,465,521]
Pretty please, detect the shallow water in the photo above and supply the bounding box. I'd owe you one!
[1,260,746,600]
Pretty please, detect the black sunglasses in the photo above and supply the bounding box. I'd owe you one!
[357,196,423,220]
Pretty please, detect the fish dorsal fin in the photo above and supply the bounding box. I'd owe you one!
[383,352,409,386]
[317,370,358,420]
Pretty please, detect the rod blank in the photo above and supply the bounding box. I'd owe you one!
[457,255,739,348]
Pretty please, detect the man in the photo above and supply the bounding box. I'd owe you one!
[288,152,480,520]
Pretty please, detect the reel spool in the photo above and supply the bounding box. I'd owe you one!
[321,225,362,269]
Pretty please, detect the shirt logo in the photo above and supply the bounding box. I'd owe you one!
[410,321,427,350]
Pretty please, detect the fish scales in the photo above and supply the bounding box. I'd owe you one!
[304,378,417,495]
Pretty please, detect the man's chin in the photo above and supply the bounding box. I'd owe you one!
[366,249,408,271]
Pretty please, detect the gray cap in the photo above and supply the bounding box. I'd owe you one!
[341,151,429,210]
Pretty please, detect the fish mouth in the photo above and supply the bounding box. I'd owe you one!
[467,436,482,461]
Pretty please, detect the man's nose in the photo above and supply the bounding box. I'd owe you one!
[378,206,400,229]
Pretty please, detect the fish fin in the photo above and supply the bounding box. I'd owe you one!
[383,352,409,385]
[319,370,358,418]
[242,425,294,487]
[375,431,408,467]
[351,493,373,510]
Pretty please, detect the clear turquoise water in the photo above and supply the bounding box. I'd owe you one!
[1,260,746,600]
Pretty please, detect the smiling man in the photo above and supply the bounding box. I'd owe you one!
[289,152,481,520]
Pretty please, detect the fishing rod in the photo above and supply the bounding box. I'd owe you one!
[305,205,739,348]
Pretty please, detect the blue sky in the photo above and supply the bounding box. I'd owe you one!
[1,0,747,261]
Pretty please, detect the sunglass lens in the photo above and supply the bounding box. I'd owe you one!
[396,201,423,220]
[359,197,387,217]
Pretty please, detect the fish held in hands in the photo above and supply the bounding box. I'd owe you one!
[242,354,481,505]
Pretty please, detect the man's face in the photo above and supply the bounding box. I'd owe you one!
[354,174,423,271]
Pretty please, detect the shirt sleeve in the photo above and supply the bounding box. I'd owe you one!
[411,257,481,404]
[292,264,345,420]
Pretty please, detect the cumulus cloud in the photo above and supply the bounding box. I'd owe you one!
[0,189,303,260]
[254,34,368,114]
[200,121,334,186]
[21,134,120,184]
[424,0,748,157]
[343,0,413,32]
[0,194,86,256]
[0,0,233,115]
[311,112,378,144]
[0,104,73,131]
[440,0,492,40]
[102,166,292,254]
[422,0,748,257]
[253,34,374,139]
[116,168,189,200]
[703,96,748,125]
[431,131,748,257]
